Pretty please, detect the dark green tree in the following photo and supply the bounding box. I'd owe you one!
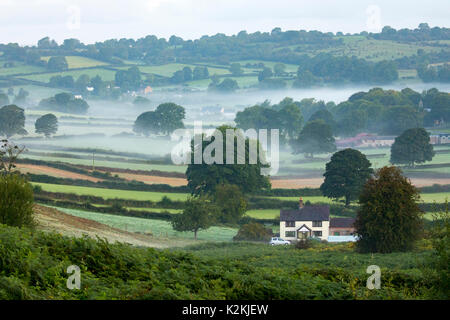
[35,113,58,138]
[291,120,336,158]
[233,222,273,242]
[209,78,239,93]
[186,125,271,195]
[133,103,185,136]
[0,173,35,229]
[229,63,243,76]
[390,128,435,167]
[273,63,286,76]
[47,56,68,71]
[320,149,373,206]
[155,102,185,135]
[380,106,422,135]
[171,196,218,240]
[0,105,27,138]
[258,67,273,81]
[214,184,247,223]
[354,166,423,253]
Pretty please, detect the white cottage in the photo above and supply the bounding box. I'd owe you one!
[279,199,330,241]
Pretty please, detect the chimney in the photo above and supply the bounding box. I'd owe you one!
[299,197,304,209]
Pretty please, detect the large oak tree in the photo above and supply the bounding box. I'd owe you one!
[354,166,423,253]
[320,148,373,206]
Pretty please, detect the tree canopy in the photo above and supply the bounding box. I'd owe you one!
[290,120,336,158]
[320,149,373,206]
[133,102,185,136]
[35,113,58,138]
[186,125,271,196]
[171,196,218,240]
[354,166,423,253]
[390,128,435,167]
[0,105,27,138]
[39,93,90,114]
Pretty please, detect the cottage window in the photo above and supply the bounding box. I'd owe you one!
[285,231,296,238]
[312,221,322,227]
[313,231,322,237]
[285,221,295,227]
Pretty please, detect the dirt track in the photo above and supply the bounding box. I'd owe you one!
[34,205,191,248]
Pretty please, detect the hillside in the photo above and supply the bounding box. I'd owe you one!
[33,204,194,248]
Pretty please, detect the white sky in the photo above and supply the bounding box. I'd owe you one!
[0,0,448,45]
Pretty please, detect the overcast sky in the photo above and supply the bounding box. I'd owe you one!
[0,0,449,45]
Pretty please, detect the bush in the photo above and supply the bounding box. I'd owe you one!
[294,239,313,250]
[0,173,35,228]
[233,222,273,242]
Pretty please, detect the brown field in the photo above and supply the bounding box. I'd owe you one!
[17,163,450,189]
[113,172,188,186]
[271,177,450,189]
[17,164,103,183]
[34,204,195,248]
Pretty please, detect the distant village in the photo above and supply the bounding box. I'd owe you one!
[336,132,450,149]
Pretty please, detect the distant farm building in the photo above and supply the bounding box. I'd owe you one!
[430,133,450,145]
[336,133,395,148]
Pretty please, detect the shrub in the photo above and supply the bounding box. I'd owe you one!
[294,239,313,250]
[233,222,273,242]
[0,173,35,228]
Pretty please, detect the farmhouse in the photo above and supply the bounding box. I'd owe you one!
[430,133,450,145]
[280,199,330,241]
[329,217,355,236]
[279,198,356,242]
[336,133,395,148]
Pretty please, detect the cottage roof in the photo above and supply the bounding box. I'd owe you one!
[330,217,355,228]
[280,206,330,221]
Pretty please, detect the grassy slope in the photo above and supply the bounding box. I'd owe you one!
[55,207,237,242]
[32,182,188,201]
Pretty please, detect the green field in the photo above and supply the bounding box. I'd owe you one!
[32,182,188,201]
[316,38,441,62]
[236,60,299,73]
[22,154,187,173]
[420,193,449,203]
[40,56,108,69]
[55,207,238,241]
[123,63,230,77]
[0,63,45,76]
[20,68,117,82]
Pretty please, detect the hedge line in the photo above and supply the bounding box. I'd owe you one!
[33,189,186,209]
[27,173,189,193]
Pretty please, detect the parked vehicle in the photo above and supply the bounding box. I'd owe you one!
[269,237,291,245]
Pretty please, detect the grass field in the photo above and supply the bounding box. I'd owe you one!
[55,207,238,241]
[0,63,45,76]
[40,56,108,69]
[32,182,189,201]
[316,38,441,62]
[22,154,187,173]
[236,60,299,73]
[123,63,230,77]
[20,68,117,82]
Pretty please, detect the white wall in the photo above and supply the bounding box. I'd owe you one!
[280,220,329,241]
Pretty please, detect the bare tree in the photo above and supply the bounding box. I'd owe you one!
[0,139,26,174]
